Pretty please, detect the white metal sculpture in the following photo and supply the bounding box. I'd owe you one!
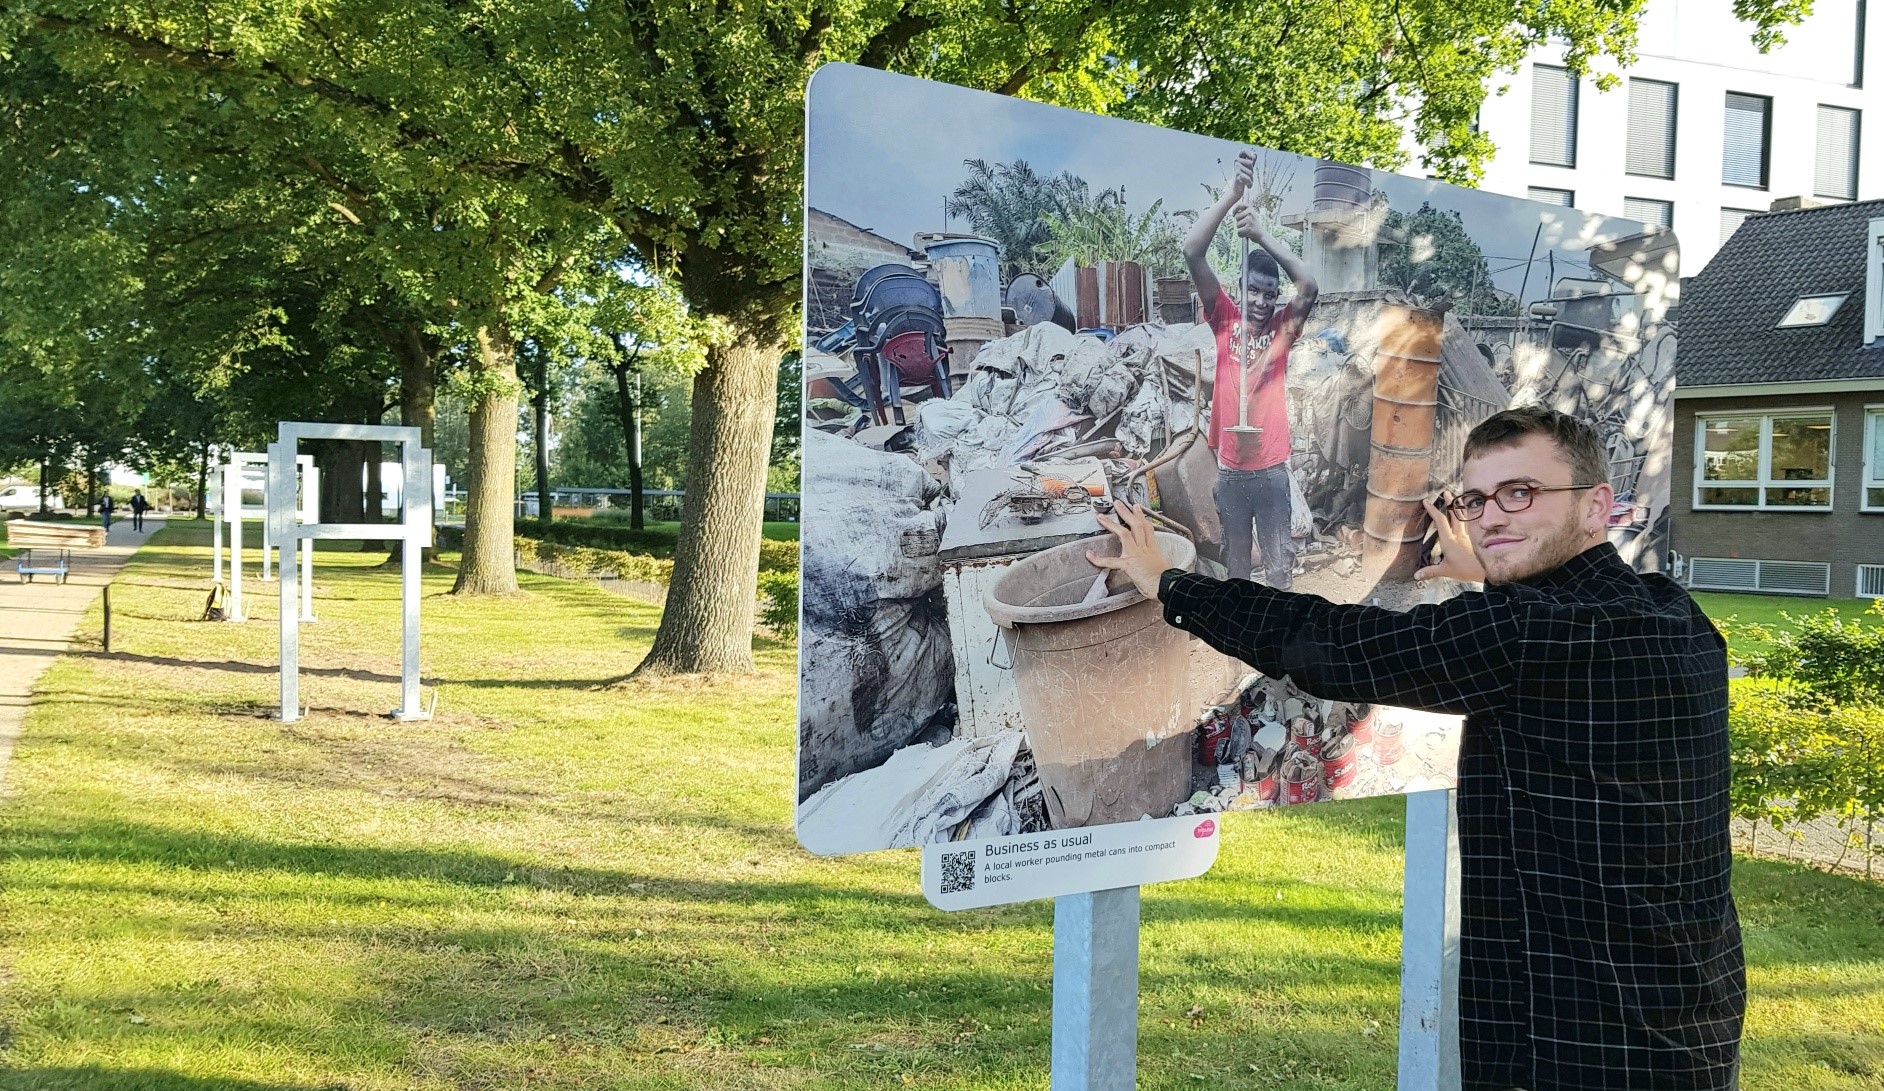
[214,451,315,622]
[268,423,431,722]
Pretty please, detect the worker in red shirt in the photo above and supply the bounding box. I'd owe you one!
[1182,151,1319,587]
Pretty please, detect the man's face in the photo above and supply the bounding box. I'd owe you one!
[1459,433,1611,584]
[1243,272,1280,325]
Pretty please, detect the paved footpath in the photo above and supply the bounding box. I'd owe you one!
[0,515,164,787]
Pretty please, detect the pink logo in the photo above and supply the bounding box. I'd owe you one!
[1193,820,1216,838]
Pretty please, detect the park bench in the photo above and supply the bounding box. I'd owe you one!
[9,521,106,584]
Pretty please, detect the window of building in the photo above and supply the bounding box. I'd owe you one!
[1528,187,1575,206]
[1776,293,1849,327]
[1722,92,1772,188]
[1719,207,1762,242]
[1531,66,1579,167]
[1695,411,1835,509]
[1623,197,1673,229]
[1627,79,1678,178]
[1866,406,1884,510]
[1816,106,1861,200]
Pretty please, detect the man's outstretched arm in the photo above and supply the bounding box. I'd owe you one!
[1090,504,1516,716]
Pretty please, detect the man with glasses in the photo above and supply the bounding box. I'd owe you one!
[1089,407,1744,1091]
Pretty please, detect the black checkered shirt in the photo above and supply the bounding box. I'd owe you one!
[1160,544,1745,1091]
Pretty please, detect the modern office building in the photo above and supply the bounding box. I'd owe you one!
[1468,0,1879,272]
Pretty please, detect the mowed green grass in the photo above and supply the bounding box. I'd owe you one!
[0,524,1878,1089]
[1692,591,1883,660]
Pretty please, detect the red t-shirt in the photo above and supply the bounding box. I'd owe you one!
[1206,286,1297,471]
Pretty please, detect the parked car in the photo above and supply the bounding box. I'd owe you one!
[0,484,50,512]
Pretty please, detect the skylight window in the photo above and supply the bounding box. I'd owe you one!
[1776,293,1848,328]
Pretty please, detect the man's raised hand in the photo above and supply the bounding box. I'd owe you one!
[1088,503,1168,602]
[1413,494,1486,583]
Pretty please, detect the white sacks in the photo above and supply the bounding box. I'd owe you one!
[798,430,957,801]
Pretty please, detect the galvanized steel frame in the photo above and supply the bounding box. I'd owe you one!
[269,423,431,723]
[216,450,315,622]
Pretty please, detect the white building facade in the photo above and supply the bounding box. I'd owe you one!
[1468,0,1880,272]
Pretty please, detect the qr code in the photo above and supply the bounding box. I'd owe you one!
[939,850,976,894]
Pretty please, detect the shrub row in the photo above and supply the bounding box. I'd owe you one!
[517,519,799,573]
[436,526,800,637]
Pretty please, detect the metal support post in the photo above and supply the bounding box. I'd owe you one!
[211,477,224,584]
[270,444,300,723]
[224,461,245,622]
[102,586,111,653]
[299,465,319,621]
[393,444,431,719]
[1399,788,1461,1090]
[1051,886,1139,1091]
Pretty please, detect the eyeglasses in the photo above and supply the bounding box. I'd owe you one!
[1446,482,1597,521]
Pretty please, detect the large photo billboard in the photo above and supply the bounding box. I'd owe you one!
[797,65,1678,857]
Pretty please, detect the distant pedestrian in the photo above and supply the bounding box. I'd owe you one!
[99,493,114,532]
[130,489,149,531]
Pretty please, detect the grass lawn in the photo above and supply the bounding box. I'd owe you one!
[0,523,1879,1089]
[1691,591,1884,659]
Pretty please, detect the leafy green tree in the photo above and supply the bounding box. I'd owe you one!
[1379,202,1516,315]
[1042,195,1193,278]
[945,159,1099,277]
[3,0,1810,673]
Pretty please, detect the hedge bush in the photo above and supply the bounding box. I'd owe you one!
[757,570,799,637]
[1720,599,1884,856]
[516,520,799,573]
[514,537,675,584]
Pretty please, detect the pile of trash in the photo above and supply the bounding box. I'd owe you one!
[1171,671,1456,815]
[914,321,1216,476]
[797,429,957,801]
[796,728,1052,852]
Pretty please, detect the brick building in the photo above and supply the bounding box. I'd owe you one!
[1673,197,1884,597]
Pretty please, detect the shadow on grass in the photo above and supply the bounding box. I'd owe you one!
[0,647,445,688]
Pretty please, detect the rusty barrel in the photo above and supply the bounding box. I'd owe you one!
[985,531,1197,828]
[1363,305,1444,580]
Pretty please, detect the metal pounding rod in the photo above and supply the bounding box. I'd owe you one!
[1229,190,1261,437]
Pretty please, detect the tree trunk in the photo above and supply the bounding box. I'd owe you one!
[450,322,520,595]
[401,325,438,449]
[195,439,209,519]
[398,324,438,560]
[316,438,367,523]
[363,444,386,551]
[85,460,97,517]
[533,351,552,528]
[611,360,645,531]
[38,457,51,514]
[632,331,778,676]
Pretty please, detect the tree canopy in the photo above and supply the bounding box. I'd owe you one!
[0,0,1809,670]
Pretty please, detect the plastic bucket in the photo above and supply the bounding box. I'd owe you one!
[985,532,1197,827]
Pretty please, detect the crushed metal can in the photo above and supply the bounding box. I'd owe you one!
[1347,702,1375,746]
[1289,716,1321,759]
[1373,714,1404,766]
[1320,729,1361,791]
[1280,750,1324,805]
[1196,707,1234,767]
